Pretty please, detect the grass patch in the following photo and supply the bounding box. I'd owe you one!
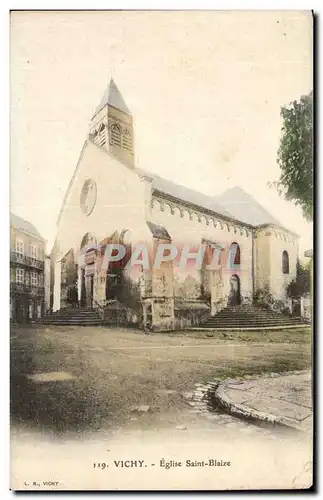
[36,336,56,355]
[207,356,311,381]
[180,327,312,344]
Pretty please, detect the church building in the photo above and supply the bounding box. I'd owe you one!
[50,79,299,331]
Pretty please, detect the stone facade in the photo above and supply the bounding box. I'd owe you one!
[50,79,299,331]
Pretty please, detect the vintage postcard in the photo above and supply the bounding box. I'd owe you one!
[10,10,313,491]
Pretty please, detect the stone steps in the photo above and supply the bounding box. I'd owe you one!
[39,307,102,326]
[201,305,304,329]
[204,316,301,323]
[206,314,300,321]
[204,320,302,326]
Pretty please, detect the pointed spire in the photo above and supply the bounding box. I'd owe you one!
[93,78,131,117]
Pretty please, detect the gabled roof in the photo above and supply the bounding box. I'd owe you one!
[93,78,131,117]
[213,186,282,226]
[136,168,233,219]
[10,212,44,240]
[136,169,281,228]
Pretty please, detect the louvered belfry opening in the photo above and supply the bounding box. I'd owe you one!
[89,78,134,165]
[110,122,122,147]
[122,127,133,152]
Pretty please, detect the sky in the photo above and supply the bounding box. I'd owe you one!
[10,10,313,254]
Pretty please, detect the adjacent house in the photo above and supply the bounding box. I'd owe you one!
[10,213,46,322]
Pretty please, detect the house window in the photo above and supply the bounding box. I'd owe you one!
[16,268,24,283]
[282,250,289,274]
[16,238,24,256]
[30,244,38,259]
[31,272,38,286]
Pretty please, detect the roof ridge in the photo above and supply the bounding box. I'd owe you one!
[136,168,287,230]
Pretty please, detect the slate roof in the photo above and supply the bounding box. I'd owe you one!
[213,186,282,227]
[10,212,44,240]
[93,78,131,117]
[136,168,281,228]
[136,168,232,217]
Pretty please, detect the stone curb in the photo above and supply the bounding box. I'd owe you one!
[211,384,298,431]
[184,371,310,432]
[211,372,310,433]
[182,382,219,414]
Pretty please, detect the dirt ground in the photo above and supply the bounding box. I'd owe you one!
[10,324,312,438]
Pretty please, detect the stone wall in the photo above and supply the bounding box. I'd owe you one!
[301,295,312,322]
[103,300,141,327]
[255,225,298,305]
[174,300,210,329]
[150,194,254,311]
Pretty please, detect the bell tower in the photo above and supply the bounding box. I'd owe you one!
[89,78,134,167]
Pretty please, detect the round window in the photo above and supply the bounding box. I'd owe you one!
[80,179,97,216]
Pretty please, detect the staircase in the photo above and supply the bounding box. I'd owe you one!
[41,307,102,326]
[200,304,305,330]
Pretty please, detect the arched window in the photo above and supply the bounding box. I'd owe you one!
[110,123,122,147]
[229,242,241,267]
[80,232,96,251]
[282,250,289,274]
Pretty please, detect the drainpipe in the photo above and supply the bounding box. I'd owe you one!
[251,230,255,303]
[141,175,153,221]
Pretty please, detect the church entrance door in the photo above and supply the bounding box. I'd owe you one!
[80,270,94,308]
[228,275,241,306]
